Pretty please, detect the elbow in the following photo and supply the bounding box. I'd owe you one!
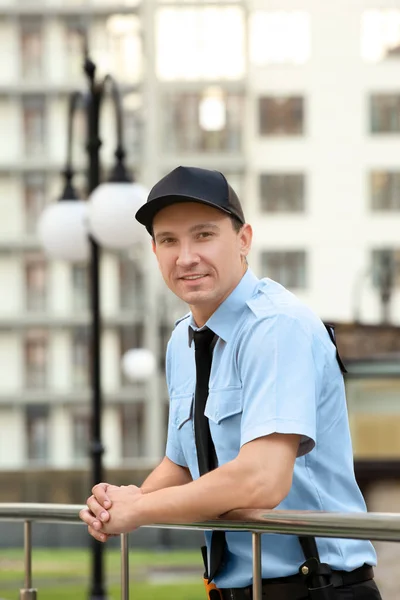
[246,473,293,510]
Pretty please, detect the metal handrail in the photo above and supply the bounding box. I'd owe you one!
[2,503,400,539]
[2,503,400,600]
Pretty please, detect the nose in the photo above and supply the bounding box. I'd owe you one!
[176,241,200,269]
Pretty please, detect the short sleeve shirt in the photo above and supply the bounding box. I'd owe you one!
[165,269,376,588]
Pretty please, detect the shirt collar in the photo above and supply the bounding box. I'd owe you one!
[188,268,260,346]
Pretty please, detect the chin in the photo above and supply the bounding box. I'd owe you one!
[181,290,215,305]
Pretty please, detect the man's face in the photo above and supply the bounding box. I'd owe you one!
[152,202,252,322]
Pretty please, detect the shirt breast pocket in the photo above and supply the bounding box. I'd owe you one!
[170,392,194,438]
[205,387,243,461]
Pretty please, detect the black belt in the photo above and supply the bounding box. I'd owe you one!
[220,564,374,600]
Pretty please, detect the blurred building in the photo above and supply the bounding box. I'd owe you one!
[1,0,400,471]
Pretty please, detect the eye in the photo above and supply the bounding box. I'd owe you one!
[160,237,176,245]
[197,231,214,239]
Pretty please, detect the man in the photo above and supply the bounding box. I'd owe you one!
[80,166,381,599]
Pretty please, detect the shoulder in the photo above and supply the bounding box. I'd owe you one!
[167,312,191,350]
[166,313,191,381]
[241,278,329,349]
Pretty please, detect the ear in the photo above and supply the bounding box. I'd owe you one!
[151,239,156,254]
[239,223,252,257]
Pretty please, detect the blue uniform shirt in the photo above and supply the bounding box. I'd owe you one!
[165,269,376,588]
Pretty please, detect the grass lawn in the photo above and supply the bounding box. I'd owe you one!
[0,548,205,600]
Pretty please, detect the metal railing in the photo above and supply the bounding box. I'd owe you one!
[1,503,400,600]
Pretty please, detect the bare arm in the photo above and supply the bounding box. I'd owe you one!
[85,433,300,538]
[137,434,300,524]
[141,456,193,493]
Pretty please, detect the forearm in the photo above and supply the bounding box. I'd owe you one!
[140,456,192,494]
[136,458,275,526]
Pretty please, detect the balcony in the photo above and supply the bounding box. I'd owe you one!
[0,0,140,17]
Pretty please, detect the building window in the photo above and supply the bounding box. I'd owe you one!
[372,249,400,288]
[370,94,400,133]
[119,324,144,355]
[72,327,90,389]
[260,173,305,212]
[259,96,304,136]
[20,17,43,79]
[361,10,400,63]
[119,256,143,310]
[164,91,243,153]
[71,106,86,163]
[24,173,47,234]
[106,15,142,83]
[250,11,310,66]
[122,93,143,157]
[120,403,145,459]
[261,251,307,289]
[23,96,46,155]
[25,329,48,389]
[370,171,400,211]
[26,405,49,463]
[156,6,245,80]
[72,410,91,463]
[25,252,47,312]
[72,264,89,311]
[64,19,86,79]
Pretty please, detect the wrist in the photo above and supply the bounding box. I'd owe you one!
[133,492,151,527]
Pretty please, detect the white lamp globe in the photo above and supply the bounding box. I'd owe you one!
[37,201,89,262]
[121,348,156,382]
[88,182,148,249]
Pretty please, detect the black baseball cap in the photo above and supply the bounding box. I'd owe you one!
[135,166,245,234]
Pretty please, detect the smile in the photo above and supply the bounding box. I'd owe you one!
[180,275,207,281]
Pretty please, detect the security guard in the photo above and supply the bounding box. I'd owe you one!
[80,166,382,600]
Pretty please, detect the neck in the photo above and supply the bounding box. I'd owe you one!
[190,265,248,328]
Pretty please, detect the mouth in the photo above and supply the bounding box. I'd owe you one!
[179,274,209,282]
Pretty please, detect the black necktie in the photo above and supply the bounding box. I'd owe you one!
[193,328,226,583]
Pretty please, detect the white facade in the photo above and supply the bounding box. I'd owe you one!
[0,0,399,470]
[249,0,400,323]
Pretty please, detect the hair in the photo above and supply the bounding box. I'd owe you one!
[230,215,244,233]
[150,211,244,241]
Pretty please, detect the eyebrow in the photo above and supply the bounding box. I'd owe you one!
[154,222,220,242]
[189,222,220,233]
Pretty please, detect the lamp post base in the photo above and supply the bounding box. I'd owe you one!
[89,536,107,600]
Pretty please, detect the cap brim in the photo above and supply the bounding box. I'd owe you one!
[135,194,234,233]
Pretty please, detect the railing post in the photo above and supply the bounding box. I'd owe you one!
[19,520,37,600]
[121,533,129,600]
[252,532,262,600]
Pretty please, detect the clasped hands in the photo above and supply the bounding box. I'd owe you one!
[79,483,143,542]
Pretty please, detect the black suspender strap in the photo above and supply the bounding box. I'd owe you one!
[299,537,336,599]
[297,322,346,599]
[324,323,347,374]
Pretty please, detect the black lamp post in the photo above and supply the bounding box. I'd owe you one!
[38,44,148,599]
[62,51,131,600]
